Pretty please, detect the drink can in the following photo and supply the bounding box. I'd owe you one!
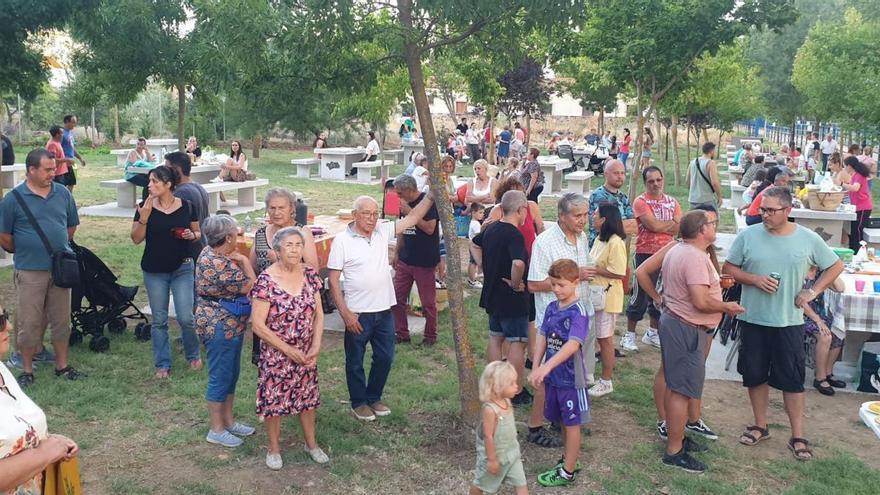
[770,272,781,285]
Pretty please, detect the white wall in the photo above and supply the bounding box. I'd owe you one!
[550,93,584,117]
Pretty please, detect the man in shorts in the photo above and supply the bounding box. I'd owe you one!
[723,187,843,461]
[658,210,743,473]
[60,114,86,192]
[473,191,530,401]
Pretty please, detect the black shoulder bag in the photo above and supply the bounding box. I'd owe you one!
[11,190,80,288]
[694,159,715,193]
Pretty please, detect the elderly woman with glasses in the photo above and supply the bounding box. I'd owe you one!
[249,188,319,365]
[195,215,257,448]
[0,306,79,493]
[250,227,327,470]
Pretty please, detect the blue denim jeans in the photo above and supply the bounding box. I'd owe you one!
[344,310,395,408]
[143,262,199,370]
[202,327,243,403]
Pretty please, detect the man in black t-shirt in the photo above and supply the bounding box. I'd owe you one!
[165,152,209,260]
[456,117,469,136]
[473,190,530,400]
[391,174,441,345]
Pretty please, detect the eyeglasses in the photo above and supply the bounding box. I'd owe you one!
[703,219,719,227]
[0,310,8,330]
[357,211,380,218]
[759,206,788,216]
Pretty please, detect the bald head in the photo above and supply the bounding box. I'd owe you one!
[603,159,626,190]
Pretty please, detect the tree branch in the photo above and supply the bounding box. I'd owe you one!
[419,16,500,54]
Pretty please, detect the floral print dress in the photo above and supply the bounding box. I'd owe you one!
[195,250,250,340]
[250,267,322,417]
[0,363,48,495]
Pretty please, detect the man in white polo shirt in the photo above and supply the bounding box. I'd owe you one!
[328,194,435,421]
[819,133,838,171]
[524,193,597,447]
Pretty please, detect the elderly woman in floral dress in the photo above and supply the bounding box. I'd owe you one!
[250,227,327,471]
[196,215,257,448]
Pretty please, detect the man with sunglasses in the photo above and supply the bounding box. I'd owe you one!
[723,186,843,461]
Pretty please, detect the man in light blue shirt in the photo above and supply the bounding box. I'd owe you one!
[723,186,842,460]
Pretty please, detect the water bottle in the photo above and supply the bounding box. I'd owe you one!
[161,146,167,158]
[243,215,253,234]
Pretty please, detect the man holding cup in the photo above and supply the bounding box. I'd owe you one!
[722,186,843,461]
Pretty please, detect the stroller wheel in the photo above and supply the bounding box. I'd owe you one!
[69,330,83,346]
[135,323,152,342]
[89,335,110,353]
[108,318,127,334]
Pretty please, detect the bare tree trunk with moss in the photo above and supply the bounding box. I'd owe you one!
[671,114,681,186]
[397,0,480,425]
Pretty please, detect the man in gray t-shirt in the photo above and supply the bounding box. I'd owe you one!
[165,152,208,259]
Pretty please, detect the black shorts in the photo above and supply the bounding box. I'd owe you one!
[64,167,77,186]
[528,291,536,323]
[53,174,69,186]
[737,321,805,393]
[626,253,661,322]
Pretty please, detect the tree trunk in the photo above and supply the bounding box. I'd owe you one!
[670,114,681,186]
[524,112,531,146]
[90,106,96,142]
[488,104,496,165]
[598,107,605,135]
[686,119,691,167]
[253,134,262,158]
[654,107,662,165]
[397,0,480,425]
[176,84,186,152]
[114,104,120,144]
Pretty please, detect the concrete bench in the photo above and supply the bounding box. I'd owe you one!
[291,158,319,178]
[1,164,25,189]
[202,179,269,212]
[385,148,404,165]
[729,183,746,209]
[111,149,134,167]
[864,228,880,248]
[352,160,393,184]
[100,179,138,208]
[564,171,594,194]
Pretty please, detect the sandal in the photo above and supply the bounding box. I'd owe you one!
[788,437,813,460]
[16,372,34,389]
[54,366,86,381]
[527,427,564,448]
[825,374,846,388]
[739,425,770,446]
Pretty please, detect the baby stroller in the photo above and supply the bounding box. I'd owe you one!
[69,241,149,352]
[585,145,610,175]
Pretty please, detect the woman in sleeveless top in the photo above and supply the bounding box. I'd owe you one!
[640,127,654,168]
[465,159,498,208]
[250,188,319,364]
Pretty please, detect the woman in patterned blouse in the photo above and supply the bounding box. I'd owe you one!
[0,304,78,493]
[196,215,257,448]
[250,227,327,470]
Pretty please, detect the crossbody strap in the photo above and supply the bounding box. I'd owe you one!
[11,190,56,256]
[695,159,715,193]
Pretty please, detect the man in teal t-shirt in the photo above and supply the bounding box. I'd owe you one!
[723,186,842,461]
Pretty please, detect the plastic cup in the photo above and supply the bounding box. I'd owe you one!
[855,279,866,292]
[874,281,880,293]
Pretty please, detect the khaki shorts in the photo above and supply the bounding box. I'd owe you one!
[593,310,618,339]
[14,270,71,348]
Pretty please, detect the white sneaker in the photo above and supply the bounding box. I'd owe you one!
[467,279,483,289]
[266,452,283,470]
[210,176,223,183]
[588,379,614,397]
[305,445,330,464]
[641,328,661,349]
[621,332,639,352]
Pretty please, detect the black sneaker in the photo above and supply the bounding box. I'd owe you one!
[661,450,706,474]
[16,372,34,389]
[683,436,708,453]
[657,420,668,441]
[685,419,719,440]
[511,389,533,406]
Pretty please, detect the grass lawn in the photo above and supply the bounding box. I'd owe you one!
[1,146,878,494]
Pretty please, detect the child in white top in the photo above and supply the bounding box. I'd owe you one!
[467,204,486,289]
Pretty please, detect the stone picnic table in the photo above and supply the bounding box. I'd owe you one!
[1,164,25,189]
[128,138,179,160]
[537,156,571,193]
[826,271,880,370]
[789,207,855,248]
[314,147,367,180]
